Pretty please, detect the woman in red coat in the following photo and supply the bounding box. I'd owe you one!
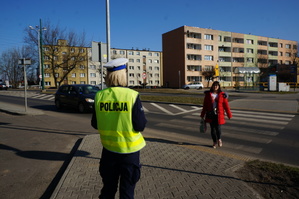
[200,81,232,148]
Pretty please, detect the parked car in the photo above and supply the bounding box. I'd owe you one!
[0,83,8,90]
[182,82,204,89]
[55,84,100,113]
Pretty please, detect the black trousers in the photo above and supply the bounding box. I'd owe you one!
[99,148,141,199]
[209,115,222,143]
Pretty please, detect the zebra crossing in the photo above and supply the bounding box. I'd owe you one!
[0,91,55,101]
[1,91,296,156]
[143,102,295,155]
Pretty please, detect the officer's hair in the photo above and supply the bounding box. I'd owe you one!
[105,69,127,87]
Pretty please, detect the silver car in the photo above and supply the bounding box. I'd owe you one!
[182,82,204,89]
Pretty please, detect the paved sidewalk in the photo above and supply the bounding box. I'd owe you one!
[50,134,261,199]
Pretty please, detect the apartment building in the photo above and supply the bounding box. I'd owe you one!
[90,42,163,88]
[43,39,89,88]
[162,25,298,88]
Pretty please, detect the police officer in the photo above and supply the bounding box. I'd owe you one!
[91,58,147,199]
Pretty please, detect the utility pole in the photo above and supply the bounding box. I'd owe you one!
[40,19,45,90]
[106,0,111,62]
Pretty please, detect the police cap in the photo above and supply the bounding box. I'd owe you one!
[104,58,128,72]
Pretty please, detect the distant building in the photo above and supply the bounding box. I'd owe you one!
[162,25,298,88]
[91,42,163,88]
[43,40,162,88]
[43,39,89,88]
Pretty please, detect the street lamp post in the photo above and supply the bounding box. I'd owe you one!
[29,19,46,90]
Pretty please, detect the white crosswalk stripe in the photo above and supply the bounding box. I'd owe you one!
[153,109,295,155]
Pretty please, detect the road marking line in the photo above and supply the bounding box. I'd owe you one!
[150,103,174,115]
[232,110,295,118]
[232,112,292,121]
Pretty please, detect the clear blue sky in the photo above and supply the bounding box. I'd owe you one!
[1,0,298,55]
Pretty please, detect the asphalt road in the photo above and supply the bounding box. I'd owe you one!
[0,91,298,199]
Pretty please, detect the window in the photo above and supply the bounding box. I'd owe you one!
[154,53,159,56]
[72,73,76,77]
[204,55,213,61]
[128,51,134,55]
[45,73,50,77]
[90,65,96,69]
[154,59,159,63]
[90,73,96,77]
[45,82,51,86]
[148,52,152,56]
[148,59,152,63]
[136,59,141,63]
[187,76,201,82]
[80,65,85,69]
[71,81,76,84]
[247,58,254,63]
[129,73,134,77]
[44,64,50,69]
[258,40,267,46]
[286,44,291,49]
[55,73,59,78]
[187,32,201,39]
[246,39,254,44]
[187,43,201,50]
[79,49,85,53]
[80,81,85,84]
[90,81,96,85]
[119,51,125,55]
[203,65,213,71]
[285,52,291,57]
[204,34,213,40]
[154,66,159,70]
[204,45,213,51]
[247,48,254,53]
[129,66,134,70]
[224,37,231,42]
[71,48,75,53]
[80,73,85,77]
[269,42,278,47]
[187,65,201,71]
[187,54,201,60]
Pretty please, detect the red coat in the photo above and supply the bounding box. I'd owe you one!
[200,91,232,124]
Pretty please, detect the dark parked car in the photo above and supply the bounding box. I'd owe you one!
[55,84,100,113]
[0,83,8,90]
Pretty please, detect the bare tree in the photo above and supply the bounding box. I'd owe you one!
[24,20,88,88]
[202,68,215,88]
[0,46,33,88]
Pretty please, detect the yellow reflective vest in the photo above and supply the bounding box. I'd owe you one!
[94,87,146,154]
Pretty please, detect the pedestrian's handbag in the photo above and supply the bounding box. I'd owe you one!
[200,119,207,133]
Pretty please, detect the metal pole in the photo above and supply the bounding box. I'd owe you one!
[40,19,45,90]
[23,58,28,112]
[37,29,42,89]
[106,0,111,62]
